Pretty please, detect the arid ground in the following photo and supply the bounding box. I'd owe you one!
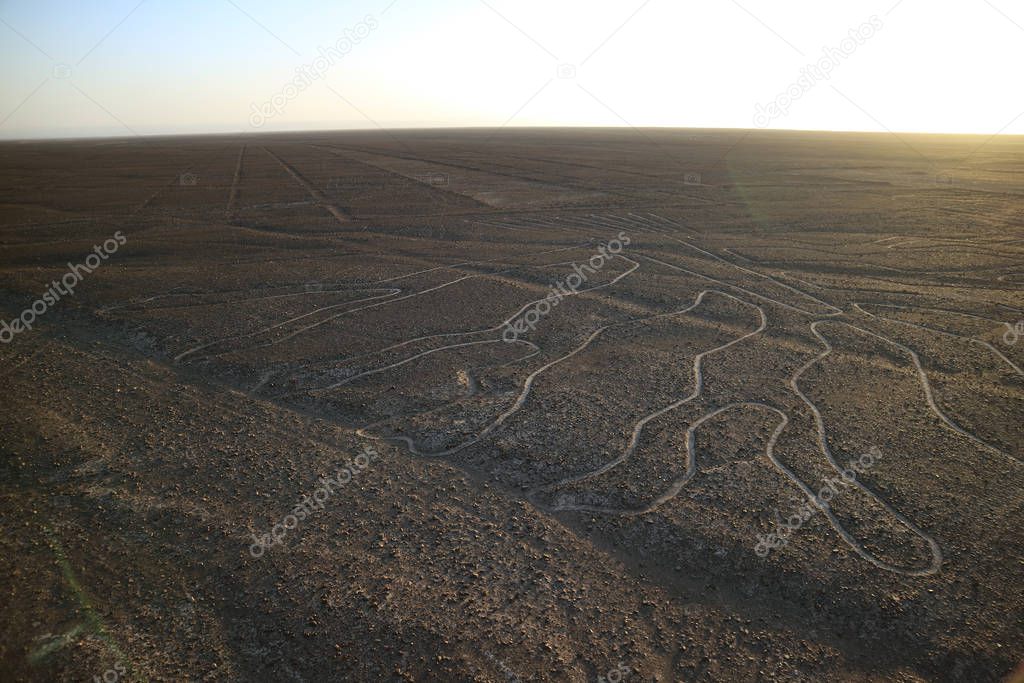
[1,128,1022,682]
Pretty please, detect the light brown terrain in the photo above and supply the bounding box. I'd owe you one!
[0,128,1022,681]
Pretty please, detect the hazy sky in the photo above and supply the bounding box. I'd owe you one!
[1,0,1023,139]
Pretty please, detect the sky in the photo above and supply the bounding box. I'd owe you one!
[1,0,1023,140]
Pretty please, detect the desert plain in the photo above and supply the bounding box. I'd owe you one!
[0,128,1022,681]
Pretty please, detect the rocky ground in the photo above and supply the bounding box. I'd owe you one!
[1,129,1022,681]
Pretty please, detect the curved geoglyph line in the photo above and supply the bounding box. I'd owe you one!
[853,303,1024,377]
[612,211,843,316]
[641,254,837,318]
[304,339,539,395]
[173,245,596,363]
[173,287,404,362]
[106,285,392,313]
[293,254,641,396]
[527,290,767,498]
[110,245,585,317]
[166,207,963,576]
[800,320,1020,467]
[534,403,789,518]
[508,208,842,318]
[513,292,943,574]
[535,319,946,575]
[195,229,621,395]
[275,215,631,401]
[787,321,952,574]
[354,289,731,458]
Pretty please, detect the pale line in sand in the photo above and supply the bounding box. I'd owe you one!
[643,212,843,315]
[528,289,766,497]
[453,222,948,574]
[354,289,720,458]
[174,244,590,363]
[227,144,245,214]
[797,320,1021,467]
[528,307,958,573]
[310,339,518,393]
[106,285,393,313]
[240,246,620,389]
[536,403,788,517]
[290,254,641,396]
[641,254,835,317]
[565,211,842,316]
[722,248,753,263]
[99,286,193,312]
[346,220,850,466]
[853,303,1024,377]
[506,287,941,574]
[173,288,402,362]
[782,321,959,574]
[119,243,579,315]
[263,147,351,225]
[184,209,958,572]
[262,340,545,399]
